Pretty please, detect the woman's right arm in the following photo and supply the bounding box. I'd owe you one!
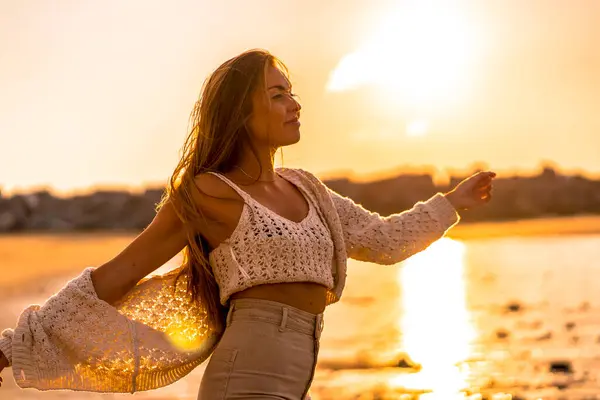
[90,173,230,305]
[90,199,189,305]
[0,199,193,376]
[0,177,223,372]
[0,200,191,383]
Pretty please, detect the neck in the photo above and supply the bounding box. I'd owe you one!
[233,148,278,183]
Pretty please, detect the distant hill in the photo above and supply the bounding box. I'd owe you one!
[0,167,598,232]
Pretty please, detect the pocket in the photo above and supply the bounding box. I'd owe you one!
[199,347,239,400]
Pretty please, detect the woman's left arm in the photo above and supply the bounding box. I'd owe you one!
[327,171,495,265]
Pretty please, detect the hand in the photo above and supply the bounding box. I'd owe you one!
[0,351,7,388]
[444,171,496,211]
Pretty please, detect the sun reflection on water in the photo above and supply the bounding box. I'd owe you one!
[389,238,477,399]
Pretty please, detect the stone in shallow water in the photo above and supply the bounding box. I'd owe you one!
[565,321,576,331]
[495,328,510,340]
[505,302,523,313]
[549,360,573,374]
[396,353,421,371]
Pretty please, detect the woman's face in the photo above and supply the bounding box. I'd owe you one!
[247,65,302,148]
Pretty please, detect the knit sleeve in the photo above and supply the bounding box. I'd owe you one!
[0,328,13,366]
[1,267,221,393]
[327,187,460,265]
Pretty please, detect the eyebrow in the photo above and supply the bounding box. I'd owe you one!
[267,85,290,91]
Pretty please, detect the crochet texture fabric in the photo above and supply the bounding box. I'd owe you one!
[0,167,459,393]
[206,171,335,306]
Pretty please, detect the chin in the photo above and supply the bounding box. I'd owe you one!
[288,132,301,145]
[277,130,301,147]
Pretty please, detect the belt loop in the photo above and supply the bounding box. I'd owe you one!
[226,303,235,328]
[279,307,288,332]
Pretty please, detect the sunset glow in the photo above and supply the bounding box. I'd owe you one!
[1,1,599,192]
[406,119,429,137]
[327,3,480,108]
[390,238,477,398]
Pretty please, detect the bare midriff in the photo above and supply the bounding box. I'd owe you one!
[230,282,328,314]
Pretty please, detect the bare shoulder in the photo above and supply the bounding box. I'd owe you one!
[191,172,244,246]
[191,172,241,219]
[193,172,236,199]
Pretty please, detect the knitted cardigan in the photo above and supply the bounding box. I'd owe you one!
[0,167,459,393]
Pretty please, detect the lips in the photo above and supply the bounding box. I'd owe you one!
[285,117,300,125]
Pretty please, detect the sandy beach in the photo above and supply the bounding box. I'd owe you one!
[1,215,600,399]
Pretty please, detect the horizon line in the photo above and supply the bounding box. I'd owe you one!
[2,162,599,198]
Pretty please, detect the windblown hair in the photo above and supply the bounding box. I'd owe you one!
[156,49,290,333]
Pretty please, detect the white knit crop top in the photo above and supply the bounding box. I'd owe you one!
[206,171,335,305]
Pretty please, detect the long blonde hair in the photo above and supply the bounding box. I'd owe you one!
[157,49,290,333]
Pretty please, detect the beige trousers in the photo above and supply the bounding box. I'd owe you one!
[198,298,324,400]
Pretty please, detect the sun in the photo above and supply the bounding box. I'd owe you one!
[328,2,480,113]
[406,119,429,137]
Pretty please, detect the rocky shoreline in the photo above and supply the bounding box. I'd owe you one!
[0,188,164,232]
[1,167,599,233]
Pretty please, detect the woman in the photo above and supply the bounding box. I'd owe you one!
[0,49,495,399]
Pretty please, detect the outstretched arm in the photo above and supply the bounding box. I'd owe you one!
[0,173,240,371]
[328,187,459,265]
[0,200,189,370]
[327,171,495,265]
[90,199,188,305]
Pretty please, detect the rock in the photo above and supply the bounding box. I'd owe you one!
[1,168,600,232]
[144,188,165,206]
[0,195,32,231]
[535,331,552,341]
[22,192,41,209]
[23,193,71,230]
[549,361,573,374]
[117,195,157,229]
[565,322,576,331]
[555,383,569,390]
[396,353,422,371]
[570,335,579,344]
[0,211,18,231]
[495,329,510,340]
[505,302,522,313]
[46,219,76,231]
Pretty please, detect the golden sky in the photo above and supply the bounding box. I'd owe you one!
[1,0,599,194]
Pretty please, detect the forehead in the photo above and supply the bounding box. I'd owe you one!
[265,65,290,89]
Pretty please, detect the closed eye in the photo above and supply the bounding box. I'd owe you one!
[271,92,298,100]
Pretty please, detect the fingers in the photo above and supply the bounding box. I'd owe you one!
[474,171,496,190]
[477,181,492,190]
[477,182,492,192]
[472,170,496,178]
[474,182,492,201]
[480,172,495,183]
[481,188,492,201]
[466,172,495,191]
[472,181,492,195]
[455,171,496,208]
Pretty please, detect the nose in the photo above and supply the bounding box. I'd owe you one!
[291,96,301,112]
